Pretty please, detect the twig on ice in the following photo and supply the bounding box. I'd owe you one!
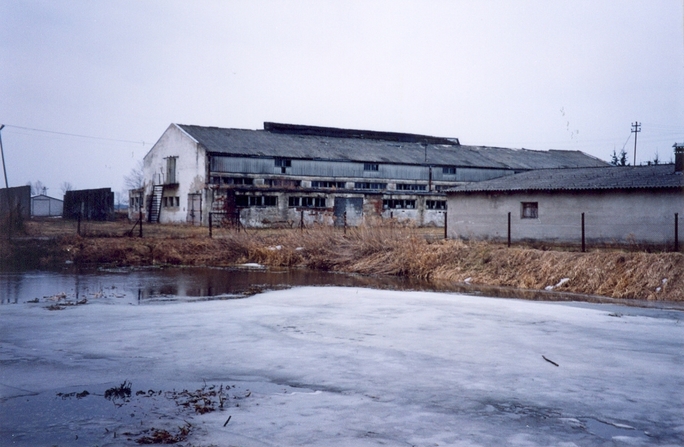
[542,355,559,367]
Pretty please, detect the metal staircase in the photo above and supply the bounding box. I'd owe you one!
[148,185,164,223]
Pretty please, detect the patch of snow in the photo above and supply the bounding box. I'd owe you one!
[547,278,570,290]
[556,278,570,287]
[239,263,265,269]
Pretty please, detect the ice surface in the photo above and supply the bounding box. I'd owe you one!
[1,286,683,446]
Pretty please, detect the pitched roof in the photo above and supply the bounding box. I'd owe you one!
[175,123,608,170]
[447,164,684,194]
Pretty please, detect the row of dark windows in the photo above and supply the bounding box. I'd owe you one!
[396,183,427,191]
[311,180,346,189]
[382,199,446,210]
[211,177,433,191]
[383,199,416,209]
[211,177,455,193]
[210,176,255,185]
[288,197,327,208]
[233,194,446,211]
[354,182,387,190]
[235,195,278,207]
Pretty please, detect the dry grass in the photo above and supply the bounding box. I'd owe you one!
[2,219,682,301]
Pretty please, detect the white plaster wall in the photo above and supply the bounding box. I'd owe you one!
[423,210,446,227]
[142,124,207,224]
[447,190,684,245]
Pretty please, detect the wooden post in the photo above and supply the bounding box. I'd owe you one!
[581,212,586,253]
[675,213,679,252]
[444,211,447,239]
[507,212,511,247]
[138,205,143,238]
[209,212,213,238]
[344,211,347,235]
[300,209,304,232]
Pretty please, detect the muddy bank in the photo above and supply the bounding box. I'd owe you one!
[1,222,682,301]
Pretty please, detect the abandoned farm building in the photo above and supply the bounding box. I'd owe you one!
[130,122,608,228]
[446,147,684,246]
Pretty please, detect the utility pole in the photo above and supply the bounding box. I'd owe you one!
[0,124,8,188]
[631,121,641,166]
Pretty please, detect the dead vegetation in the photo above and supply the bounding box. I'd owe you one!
[3,219,683,301]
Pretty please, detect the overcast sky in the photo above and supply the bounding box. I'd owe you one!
[1,1,682,196]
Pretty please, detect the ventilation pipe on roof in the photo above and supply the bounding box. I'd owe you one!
[674,143,684,174]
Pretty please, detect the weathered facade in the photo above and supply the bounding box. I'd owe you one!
[0,185,31,221]
[63,188,115,221]
[131,122,608,227]
[446,158,684,246]
[31,194,63,217]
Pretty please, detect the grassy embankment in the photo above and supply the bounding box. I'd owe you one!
[2,218,682,301]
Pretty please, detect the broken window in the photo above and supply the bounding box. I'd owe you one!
[442,166,456,175]
[383,199,416,209]
[363,163,379,171]
[275,158,292,174]
[311,181,346,189]
[396,183,427,191]
[288,197,327,208]
[354,182,387,190]
[426,200,446,210]
[521,202,538,219]
[265,179,300,187]
[235,195,278,207]
[213,177,254,186]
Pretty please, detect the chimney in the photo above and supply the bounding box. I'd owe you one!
[674,143,684,174]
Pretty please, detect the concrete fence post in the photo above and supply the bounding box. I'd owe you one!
[507,212,511,247]
[675,213,679,252]
[581,212,586,253]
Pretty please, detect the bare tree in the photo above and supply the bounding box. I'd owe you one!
[124,160,145,190]
[651,151,660,165]
[27,180,46,196]
[610,148,629,166]
[60,181,73,196]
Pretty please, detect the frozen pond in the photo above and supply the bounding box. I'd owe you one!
[1,269,683,446]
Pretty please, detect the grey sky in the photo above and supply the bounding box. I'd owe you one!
[1,1,682,196]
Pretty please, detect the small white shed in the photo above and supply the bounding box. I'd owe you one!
[31,194,64,217]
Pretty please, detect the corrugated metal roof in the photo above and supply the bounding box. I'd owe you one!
[446,164,684,193]
[176,123,608,170]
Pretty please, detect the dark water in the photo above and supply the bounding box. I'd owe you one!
[1,265,681,309]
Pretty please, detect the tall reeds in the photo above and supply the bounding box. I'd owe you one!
[8,220,683,301]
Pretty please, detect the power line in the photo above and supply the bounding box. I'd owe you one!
[2,124,146,146]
